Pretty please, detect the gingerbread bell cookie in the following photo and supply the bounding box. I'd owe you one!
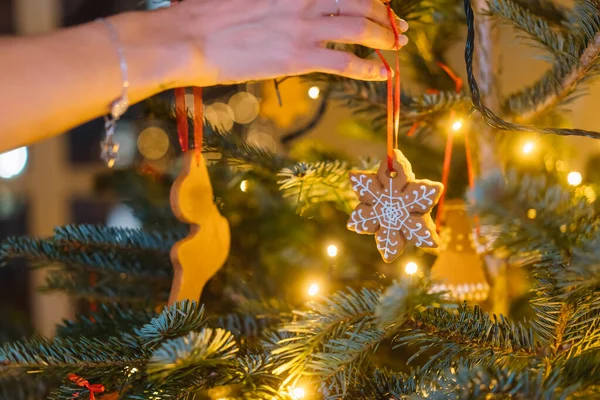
[347,149,444,263]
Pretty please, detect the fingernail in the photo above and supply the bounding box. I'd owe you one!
[398,34,409,46]
[380,67,393,78]
[398,19,409,32]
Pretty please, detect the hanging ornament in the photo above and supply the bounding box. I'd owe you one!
[167,46,230,303]
[348,150,443,263]
[346,4,443,263]
[430,200,490,301]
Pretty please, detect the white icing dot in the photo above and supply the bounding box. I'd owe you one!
[420,186,425,190]
[405,195,409,199]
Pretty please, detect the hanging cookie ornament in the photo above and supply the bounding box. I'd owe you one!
[168,84,230,304]
[430,200,489,301]
[347,4,444,263]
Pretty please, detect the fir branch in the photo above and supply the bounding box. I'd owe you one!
[56,303,158,340]
[471,170,599,261]
[135,301,205,347]
[500,0,600,120]
[147,328,238,380]
[0,335,143,373]
[487,0,569,55]
[1,228,173,279]
[272,288,381,386]
[42,271,170,305]
[417,364,573,399]
[395,304,538,370]
[278,160,359,214]
[325,367,417,400]
[53,225,179,253]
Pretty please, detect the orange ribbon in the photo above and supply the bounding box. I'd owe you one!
[429,62,478,232]
[375,2,402,172]
[68,374,105,400]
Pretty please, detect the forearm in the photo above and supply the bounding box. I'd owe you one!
[0,10,189,152]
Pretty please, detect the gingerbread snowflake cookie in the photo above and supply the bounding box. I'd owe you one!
[347,149,444,263]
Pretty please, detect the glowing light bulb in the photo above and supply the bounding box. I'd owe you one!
[405,262,418,275]
[522,141,535,155]
[291,387,306,399]
[240,180,249,192]
[308,86,320,100]
[0,147,27,179]
[567,171,582,186]
[307,283,320,297]
[451,120,463,132]
[327,244,338,258]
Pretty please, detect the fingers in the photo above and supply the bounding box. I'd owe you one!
[311,16,407,49]
[308,48,388,81]
[310,0,409,33]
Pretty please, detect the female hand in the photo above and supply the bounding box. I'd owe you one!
[157,0,409,87]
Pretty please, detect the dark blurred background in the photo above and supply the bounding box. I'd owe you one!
[0,0,144,336]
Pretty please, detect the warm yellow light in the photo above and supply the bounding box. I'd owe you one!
[291,387,306,399]
[228,91,259,124]
[308,86,320,100]
[137,127,169,160]
[568,171,582,186]
[405,262,419,275]
[326,244,338,258]
[522,141,535,155]
[451,120,463,132]
[307,283,320,297]
[240,180,249,192]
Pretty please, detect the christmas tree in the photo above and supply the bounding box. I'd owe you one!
[2,0,600,398]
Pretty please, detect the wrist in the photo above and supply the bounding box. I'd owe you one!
[108,9,200,99]
[137,4,216,89]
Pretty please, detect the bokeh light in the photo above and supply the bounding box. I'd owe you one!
[246,128,278,152]
[307,283,320,297]
[451,120,463,132]
[405,261,418,275]
[0,147,27,179]
[327,244,338,258]
[240,180,249,192]
[522,141,535,155]
[137,126,170,160]
[291,387,306,399]
[228,92,260,124]
[205,103,235,132]
[308,86,321,100]
[568,171,582,186]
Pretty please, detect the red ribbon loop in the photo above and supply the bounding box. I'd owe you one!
[68,374,105,400]
[433,62,476,232]
[375,2,402,172]
[171,1,203,163]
